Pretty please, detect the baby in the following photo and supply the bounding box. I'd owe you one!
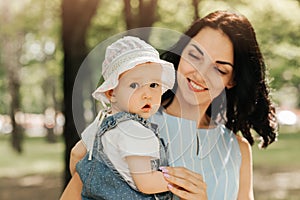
[67,36,175,200]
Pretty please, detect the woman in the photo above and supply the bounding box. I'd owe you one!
[63,10,278,200]
[153,10,278,199]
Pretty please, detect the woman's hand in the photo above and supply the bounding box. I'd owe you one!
[60,172,83,200]
[160,166,207,200]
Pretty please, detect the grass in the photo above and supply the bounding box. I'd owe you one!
[0,134,64,178]
[0,129,300,177]
[0,127,299,199]
[252,128,300,169]
[0,126,299,177]
[252,127,300,200]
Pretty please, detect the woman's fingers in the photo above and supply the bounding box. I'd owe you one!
[160,166,207,199]
[161,166,203,187]
[167,183,197,200]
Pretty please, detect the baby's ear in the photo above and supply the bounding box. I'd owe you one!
[105,90,117,102]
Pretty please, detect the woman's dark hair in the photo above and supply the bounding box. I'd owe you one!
[161,10,278,148]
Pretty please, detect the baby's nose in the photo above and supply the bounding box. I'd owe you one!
[141,87,152,99]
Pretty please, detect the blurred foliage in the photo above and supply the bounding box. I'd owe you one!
[244,0,300,108]
[0,0,299,114]
[0,0,62,114]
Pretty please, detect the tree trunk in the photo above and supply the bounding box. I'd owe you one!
[9,70,23,153]
[61,0,100,188]
[4,38,23,153]
[192,0,200,20]
[1,0,24,154]
[42,73,57,143]
[9,67,23,153]
[123,0,158,41]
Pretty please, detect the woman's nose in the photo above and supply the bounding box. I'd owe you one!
[195,61,212,75]
[196,63,219,82]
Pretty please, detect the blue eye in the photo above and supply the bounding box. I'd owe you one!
[150,83,159,88]
[129,82,139,89]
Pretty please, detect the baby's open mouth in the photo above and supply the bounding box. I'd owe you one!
[142,104,151,109]
[142,104,151,112]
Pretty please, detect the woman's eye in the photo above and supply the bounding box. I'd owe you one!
[188,52,200,60]
[129,82,139,89]
[214,66,227,75]
[149,83,159,88]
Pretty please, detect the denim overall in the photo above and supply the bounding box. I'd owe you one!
[76,112,172,200]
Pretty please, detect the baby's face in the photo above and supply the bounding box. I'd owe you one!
[112,63,163,119]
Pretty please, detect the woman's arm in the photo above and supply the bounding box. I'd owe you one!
[60,172,83,200]
[69,140,87,176]
[126,156,169,194]
[60,140,85,200]
[236,135,254,200]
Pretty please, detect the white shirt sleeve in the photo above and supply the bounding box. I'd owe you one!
[108,120,160,159]
[81,116,99,151]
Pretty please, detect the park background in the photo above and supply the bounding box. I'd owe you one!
[0,0,300,199]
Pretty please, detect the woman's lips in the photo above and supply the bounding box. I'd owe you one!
[187,78,207,92]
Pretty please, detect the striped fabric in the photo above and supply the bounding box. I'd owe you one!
[151,111,241,200]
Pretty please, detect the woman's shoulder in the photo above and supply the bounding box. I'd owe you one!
[219,125,251,151]
[235,134,251,148]
[235,134,252,158]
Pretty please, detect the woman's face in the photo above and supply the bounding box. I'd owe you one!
[177,27,235,106]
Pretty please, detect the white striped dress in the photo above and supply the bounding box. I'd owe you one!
[151,111,241,200]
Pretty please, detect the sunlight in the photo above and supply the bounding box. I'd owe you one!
[277,110,297,125]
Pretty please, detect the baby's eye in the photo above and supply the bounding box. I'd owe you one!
[149,83,160,88]
[129,82,140,89]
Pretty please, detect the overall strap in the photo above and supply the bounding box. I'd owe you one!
[99,112,157,136]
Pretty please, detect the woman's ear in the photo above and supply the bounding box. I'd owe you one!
[105,90,117,102]
[226,79,236,89]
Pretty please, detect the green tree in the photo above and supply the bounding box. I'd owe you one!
[245,0,300,107]
[0,0,62,150]
[1,3,24,153]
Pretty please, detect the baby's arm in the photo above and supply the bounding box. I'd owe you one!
[126,156,168,194]
[69,140,87,176]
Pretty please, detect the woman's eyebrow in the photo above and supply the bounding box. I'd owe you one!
[191,44,204,56]
[216,60,234,67]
